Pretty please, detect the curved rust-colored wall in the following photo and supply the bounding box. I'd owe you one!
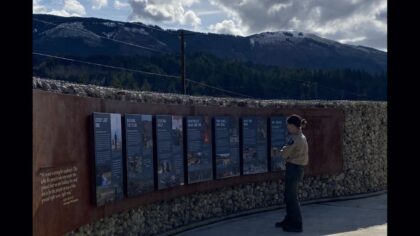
[33,89,343,236]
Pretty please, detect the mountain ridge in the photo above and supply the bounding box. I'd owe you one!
[33,14,387,74]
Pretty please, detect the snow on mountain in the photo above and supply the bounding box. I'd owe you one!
[249,31,339,47]
[102,22,117,27]
[122,26,149,35]
[41,22,99,40]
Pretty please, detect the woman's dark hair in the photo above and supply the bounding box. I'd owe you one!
[287,114,307,129]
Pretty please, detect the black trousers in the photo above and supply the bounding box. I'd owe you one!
[284,162,304,227]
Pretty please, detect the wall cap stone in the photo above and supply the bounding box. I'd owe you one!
[33,77,387,109]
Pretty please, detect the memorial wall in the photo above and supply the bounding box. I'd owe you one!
[33,78,387,236]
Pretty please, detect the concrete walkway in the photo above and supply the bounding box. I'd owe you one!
[175,194,387,236]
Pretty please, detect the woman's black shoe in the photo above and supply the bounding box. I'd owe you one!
[275,220,288,228]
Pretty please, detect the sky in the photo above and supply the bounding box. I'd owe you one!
[33,0,387,51]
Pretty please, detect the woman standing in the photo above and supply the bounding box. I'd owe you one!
[275,114,308,233]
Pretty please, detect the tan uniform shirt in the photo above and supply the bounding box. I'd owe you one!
[280,130,309,166]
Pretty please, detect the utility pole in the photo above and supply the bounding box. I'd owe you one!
[180,30,186,95]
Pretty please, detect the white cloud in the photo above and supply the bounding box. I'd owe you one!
[208,19,244,35]
[268,3,291,15]
[195,10,222,16]
[182,0,200,7]
[91,0,108,10]
[182,10,201,27]
[114,0,130,10]
[64,0,87,15]
[33,0,48,13]
[127,0,201,28]
[33,0,86,17]
[46,10,70,17]
[209,0,387,50]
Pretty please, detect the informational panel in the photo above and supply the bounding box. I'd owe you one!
[124,114,154,197]
[92,112,124,206]
[214,116,240,179]
[186,116,213,184]
[242,117,268,175]
[270,116,289,171]
[156,115,185,190]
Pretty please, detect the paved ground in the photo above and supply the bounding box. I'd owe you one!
[175,194,387,236]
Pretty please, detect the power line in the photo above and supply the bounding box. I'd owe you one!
[33,18,168,54]
[33,52,253,98]
[33,51,361,99]
[33,52,180,79]
[33,51,354,99]
[186,79,253,98]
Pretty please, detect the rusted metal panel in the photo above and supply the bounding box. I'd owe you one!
[301,112,344,175]
[33,90,344,236]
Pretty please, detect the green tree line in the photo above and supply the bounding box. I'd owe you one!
[32,53,387,100]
